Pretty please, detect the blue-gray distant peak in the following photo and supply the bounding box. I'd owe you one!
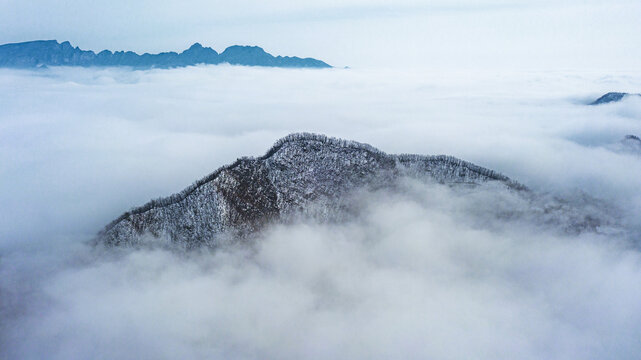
[590,92,641,105]
[0,40,332,69]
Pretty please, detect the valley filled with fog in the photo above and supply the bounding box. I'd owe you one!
[1,66,641,359]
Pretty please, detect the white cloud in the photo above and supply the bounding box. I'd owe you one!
[1,65,641,358]
[3,181,641,359]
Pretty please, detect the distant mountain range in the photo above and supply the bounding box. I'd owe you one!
[0,40,332,69]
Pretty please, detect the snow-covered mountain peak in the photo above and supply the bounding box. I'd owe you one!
[96,133,540,248]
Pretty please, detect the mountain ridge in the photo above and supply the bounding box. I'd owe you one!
[103,133,522,234]
[590,92,641,105]
[97,133,527,247]
[0,40,331,69]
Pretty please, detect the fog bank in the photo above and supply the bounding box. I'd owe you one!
[3,181,641,359]
[1,66,641,359]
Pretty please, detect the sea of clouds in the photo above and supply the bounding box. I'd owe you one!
[1,65,641,359]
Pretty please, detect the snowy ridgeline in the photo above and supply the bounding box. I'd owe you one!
[98,133,596,248]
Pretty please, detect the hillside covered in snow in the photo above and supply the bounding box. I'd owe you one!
[99,133,616,248]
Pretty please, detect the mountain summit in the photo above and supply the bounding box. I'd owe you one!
[0,40,331,69]
[590,92,641,105]
[98,133,527,247]
[97,133,619,248]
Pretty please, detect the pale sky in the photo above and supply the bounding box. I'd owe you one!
[1,0,640,69]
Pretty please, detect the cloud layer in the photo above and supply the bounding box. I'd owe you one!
[3,181,641,359]
[1,66,641,359]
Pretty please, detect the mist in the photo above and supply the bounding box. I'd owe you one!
[3,181,641,359]
[1,65,641,359]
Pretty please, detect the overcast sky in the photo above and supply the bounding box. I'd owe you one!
[1,0,640,69]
